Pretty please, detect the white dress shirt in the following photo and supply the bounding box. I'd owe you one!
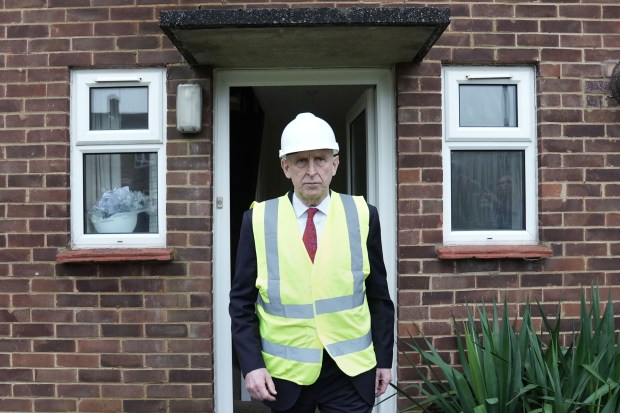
[292,192,330,243]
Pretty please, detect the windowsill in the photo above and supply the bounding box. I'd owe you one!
[56,248,174,264]
[436,245,552,260]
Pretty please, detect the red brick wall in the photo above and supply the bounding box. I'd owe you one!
[2,1,214,412]
[1,0,620,412]
[395,0,620,406]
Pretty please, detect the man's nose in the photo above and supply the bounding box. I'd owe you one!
[307,161,317,175]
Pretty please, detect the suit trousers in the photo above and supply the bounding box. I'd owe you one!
[269,353,374,413]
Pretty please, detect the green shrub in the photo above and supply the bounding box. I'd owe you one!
[391,286,620,413]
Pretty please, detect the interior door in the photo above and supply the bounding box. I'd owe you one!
[346,88,376,201]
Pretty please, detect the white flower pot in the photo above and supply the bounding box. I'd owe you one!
[91,211,138,234]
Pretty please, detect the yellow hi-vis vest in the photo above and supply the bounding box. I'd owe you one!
[251,192,376,385]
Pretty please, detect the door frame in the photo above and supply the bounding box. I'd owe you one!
[213,68,398,412]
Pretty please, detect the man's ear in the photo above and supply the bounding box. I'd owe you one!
[281,157,291,179]
[331,155,340,176]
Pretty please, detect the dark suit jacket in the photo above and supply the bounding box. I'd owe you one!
[229,192,394,410]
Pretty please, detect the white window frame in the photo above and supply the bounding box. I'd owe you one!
[442,66,538,245]
[70,68,167,248]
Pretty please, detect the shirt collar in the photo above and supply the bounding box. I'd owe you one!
[292,192,331,218]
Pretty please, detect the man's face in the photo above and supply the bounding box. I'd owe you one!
[281,149,339,207]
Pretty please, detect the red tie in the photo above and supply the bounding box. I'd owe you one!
[303,208,318,262]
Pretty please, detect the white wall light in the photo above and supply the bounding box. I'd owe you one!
[176,83,202,133]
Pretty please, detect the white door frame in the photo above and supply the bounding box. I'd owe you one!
[213,68,398,412]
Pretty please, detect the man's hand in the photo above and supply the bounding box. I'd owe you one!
[375,368,392,397]
[245,368,277,401]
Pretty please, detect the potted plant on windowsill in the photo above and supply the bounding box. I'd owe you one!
[88,186,151,234]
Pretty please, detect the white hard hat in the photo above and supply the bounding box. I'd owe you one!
[279,113,339,158]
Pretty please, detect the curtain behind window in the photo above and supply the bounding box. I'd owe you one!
[451,150,525,230]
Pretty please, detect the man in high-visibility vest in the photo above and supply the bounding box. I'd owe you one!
[230,112,395,413]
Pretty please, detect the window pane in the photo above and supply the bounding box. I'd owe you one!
[451,151,525,231]
[83,152,158,234]
[90,87,148,130]
[459,85,517,127]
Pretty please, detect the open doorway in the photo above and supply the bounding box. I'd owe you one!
[213,69,397,413]
[229,84,370,412]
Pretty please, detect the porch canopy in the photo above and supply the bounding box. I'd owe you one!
[159,7,450,68]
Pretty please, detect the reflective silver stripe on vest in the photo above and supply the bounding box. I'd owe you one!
[315,293,365,315]
[262,338,322,363]
[257,295,314,319]
[259,198,314,319]
[326,330,372,357]
[316,194,365,315]
[258,195,365,319]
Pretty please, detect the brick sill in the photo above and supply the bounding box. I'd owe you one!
[56,248,174,264]
[437,245,553,260]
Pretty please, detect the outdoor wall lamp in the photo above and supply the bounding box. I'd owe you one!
[176,83,202,133]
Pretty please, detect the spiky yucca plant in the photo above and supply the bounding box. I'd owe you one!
[391,286,620,413]
[520,287,620,412]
